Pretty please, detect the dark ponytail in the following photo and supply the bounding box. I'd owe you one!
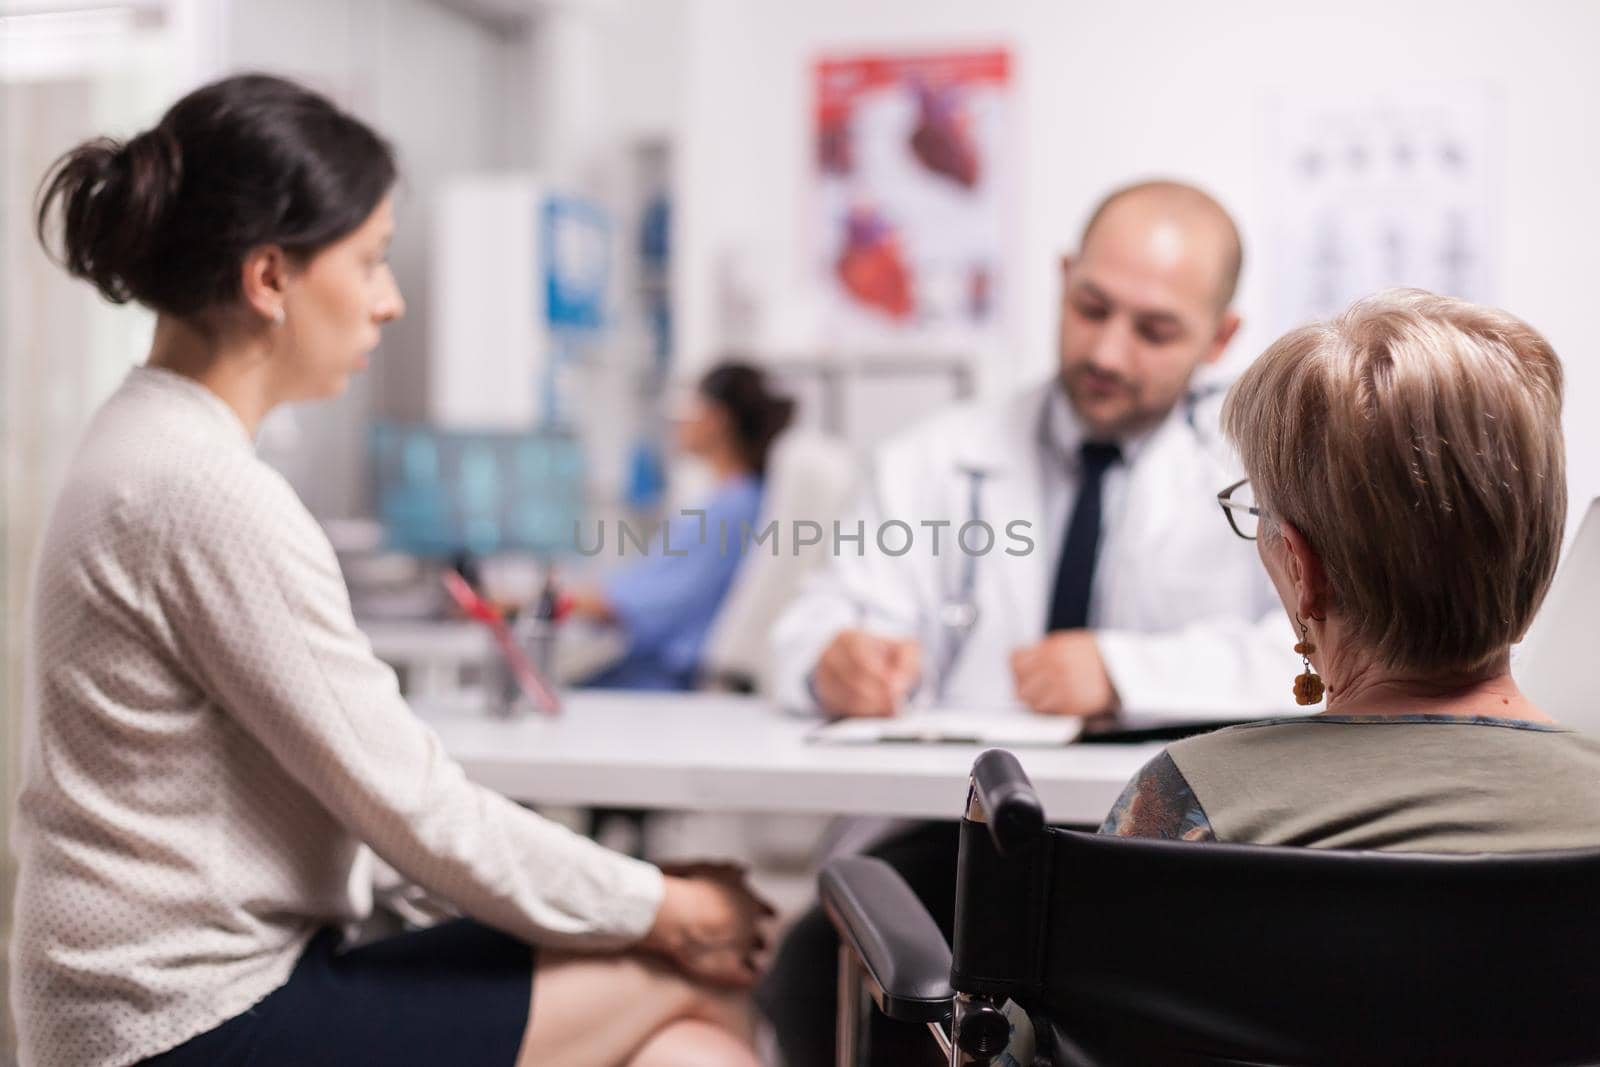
[699,362,797,477]
[36,73,396,316]
[37,126,183,305]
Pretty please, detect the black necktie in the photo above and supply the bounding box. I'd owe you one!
[1047,441,1122,632]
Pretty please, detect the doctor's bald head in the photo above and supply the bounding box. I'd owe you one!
[1058,180,1244,439]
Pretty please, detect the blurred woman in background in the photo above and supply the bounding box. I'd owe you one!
[569,362,795,691]
[14,73,768,1067]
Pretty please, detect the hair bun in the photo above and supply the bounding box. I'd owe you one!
[120,126,183,236]
[698,361,797,475]
[36,126,183,305]
[762,392,797,438]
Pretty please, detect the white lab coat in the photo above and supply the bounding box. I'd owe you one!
[770,378,1302,720]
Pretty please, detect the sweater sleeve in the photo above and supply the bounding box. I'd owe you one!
[150,461,663,949]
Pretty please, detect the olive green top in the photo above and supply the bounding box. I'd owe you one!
[1102,715,1600,853]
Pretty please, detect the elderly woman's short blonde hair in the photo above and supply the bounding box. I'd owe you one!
[1223,289,1565,673]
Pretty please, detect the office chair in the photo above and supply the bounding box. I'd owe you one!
[700,429,857,693]
[821,748,1600,1067]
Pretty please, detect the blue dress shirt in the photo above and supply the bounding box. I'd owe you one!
[586,475,764,690]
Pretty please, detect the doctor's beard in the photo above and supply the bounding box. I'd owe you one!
[1060,364,1182,441]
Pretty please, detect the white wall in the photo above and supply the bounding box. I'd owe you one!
[231,0,688,516]
[675,0,1600,539]
[603,0,687,143]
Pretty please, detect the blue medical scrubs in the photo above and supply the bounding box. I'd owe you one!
[586,475,763,690]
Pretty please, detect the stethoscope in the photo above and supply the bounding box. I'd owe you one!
[929,464,989,703]
[923,384,1225,703]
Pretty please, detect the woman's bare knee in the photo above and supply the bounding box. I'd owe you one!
[516,950,754,1067]
[626,1019,760,1067]
[682,981,754,1042]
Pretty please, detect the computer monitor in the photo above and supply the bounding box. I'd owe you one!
[1515,498,1600,730]
[371,422,586,559]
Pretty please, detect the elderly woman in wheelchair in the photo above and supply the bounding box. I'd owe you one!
[823,291,1600,1066]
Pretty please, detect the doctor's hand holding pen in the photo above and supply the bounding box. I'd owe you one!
[813,629,922,718]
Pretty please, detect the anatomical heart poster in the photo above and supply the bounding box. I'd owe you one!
[813,48,1013,348]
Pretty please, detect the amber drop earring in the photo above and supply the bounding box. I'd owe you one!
[1293,615,1325,706]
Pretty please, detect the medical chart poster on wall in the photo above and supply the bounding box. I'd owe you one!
[1265,83,1501,334]
[812,48,1014,349]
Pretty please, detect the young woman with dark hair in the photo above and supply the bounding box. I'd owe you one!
[568,362,796,691]
[14,73,767,1067]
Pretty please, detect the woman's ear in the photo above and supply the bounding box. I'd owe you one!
[1276,520,1330,620]
[240,244,290,323]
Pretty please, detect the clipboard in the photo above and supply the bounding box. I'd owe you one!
[807,710,1084,747]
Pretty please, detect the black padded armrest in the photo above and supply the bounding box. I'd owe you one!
[820,856,954,1023]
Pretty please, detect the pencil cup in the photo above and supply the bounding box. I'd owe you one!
[483,632,522,719]
[483,612,558,718]
[518,613,558,693]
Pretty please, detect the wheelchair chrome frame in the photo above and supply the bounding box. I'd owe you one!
[834,941,957,1065]
[830,777,1016,1067]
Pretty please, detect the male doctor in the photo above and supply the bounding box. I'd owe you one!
[760,180,1301,1066]
[774,178,1295,723]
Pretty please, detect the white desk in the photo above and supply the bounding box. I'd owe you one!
[414,690,1162,824]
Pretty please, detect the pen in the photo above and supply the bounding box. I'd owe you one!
[851,592,914,715]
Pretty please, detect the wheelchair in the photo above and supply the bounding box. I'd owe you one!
[822,748,1600,1066]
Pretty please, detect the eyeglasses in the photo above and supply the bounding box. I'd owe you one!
[1217,478,1263,541]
